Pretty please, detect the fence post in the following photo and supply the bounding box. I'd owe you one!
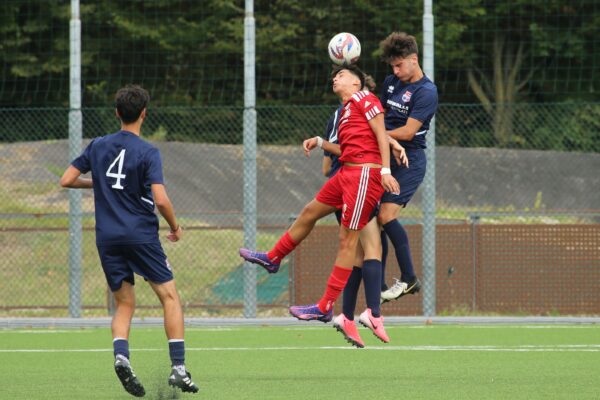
[422,0,436,317]
[68,0,83,318]
[243,0,257,318]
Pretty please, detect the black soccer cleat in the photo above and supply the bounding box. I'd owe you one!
[168,367,200,393]
[114,357,146,397]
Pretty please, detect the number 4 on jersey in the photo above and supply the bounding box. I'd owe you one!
[106,149,126,189]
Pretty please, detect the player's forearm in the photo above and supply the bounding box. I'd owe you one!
[388,126,417,141]
[321,140,341,156]
[75,178,93,188]
[156,201,178,231]
[377,134,391,169]
[61,177,93,189]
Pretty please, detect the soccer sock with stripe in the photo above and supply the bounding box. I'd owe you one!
[267,231,298,264]
[362,259,382,317]
[382,220,416,282]
[380,229,389,291]
[168,339,185,367]
[342,266,362,320]
[113,338,129,360]
[317,265,353,313]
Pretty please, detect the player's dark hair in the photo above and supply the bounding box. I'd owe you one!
[115,85,150,124]
[363,74,376,92]
[380,32,418,62]
[330,64,366,90]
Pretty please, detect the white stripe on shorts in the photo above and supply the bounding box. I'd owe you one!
[349,167,369,230]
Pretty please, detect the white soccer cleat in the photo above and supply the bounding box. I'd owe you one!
[380,278,408,303]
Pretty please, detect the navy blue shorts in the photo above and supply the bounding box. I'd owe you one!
[381,148,427,207]
[97,242,173,292]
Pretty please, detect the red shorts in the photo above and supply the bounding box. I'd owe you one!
[316,165,384,230]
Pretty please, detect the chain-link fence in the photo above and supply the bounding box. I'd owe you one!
[1,103,598,317]
[1,0,598,318]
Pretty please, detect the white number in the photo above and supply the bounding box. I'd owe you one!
[106,149,127,189]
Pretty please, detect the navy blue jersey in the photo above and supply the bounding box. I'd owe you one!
[322,105,344,178]
[380,74,438,150]
[71,130,164,245]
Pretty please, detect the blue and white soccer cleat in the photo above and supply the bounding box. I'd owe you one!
[289,303,333,323]
[239,248,280,273]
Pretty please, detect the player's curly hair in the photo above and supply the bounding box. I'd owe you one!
[380,32,418,62]
[330,64,366,90]
[115,85,150,124]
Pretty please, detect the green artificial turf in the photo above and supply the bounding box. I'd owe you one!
[1,324,598,399]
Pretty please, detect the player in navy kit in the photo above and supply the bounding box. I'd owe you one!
[60,85,198,396]
[377,32,439,303]
[240,65,400,326]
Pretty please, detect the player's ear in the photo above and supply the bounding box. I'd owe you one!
[115,108,121,120]
[140,108,147,121]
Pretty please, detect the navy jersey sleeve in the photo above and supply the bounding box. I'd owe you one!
[71,139,95,173]
[323,107,342,157]
[380,76,392,110]
[408,87,438,123]
[145,147,164,185]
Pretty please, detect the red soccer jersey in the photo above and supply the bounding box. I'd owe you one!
[337,90,384,164]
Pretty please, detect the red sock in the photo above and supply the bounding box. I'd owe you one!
[267,231,298,263]
[317,266,353,313]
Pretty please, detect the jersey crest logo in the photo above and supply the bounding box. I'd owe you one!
[402,90,413,103]
[387,85,394,94]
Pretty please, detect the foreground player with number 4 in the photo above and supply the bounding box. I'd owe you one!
[240,65,400,327]
[60,85,199,397]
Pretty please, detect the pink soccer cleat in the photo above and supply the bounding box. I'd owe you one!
[358,308,390,343]
[332,313,364,348]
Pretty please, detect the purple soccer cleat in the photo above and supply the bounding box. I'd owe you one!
[239,248,280,273]
[289,303,333,323]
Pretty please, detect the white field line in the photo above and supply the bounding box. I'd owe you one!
[2,344,600,353]
[2,326,598,334]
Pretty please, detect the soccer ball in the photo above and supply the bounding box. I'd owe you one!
[328,32,361,65]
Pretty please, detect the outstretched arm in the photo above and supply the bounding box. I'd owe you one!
[60,165,93,189]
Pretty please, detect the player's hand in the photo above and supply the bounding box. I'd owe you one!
[382,174,400,195]
[391,143,409,168]
[302,137,319,157]
[167,225,183,242]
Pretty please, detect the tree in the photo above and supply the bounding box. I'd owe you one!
[465,0,598,146]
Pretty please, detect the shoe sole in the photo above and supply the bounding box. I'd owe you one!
[333,323,364,348]
[358,319,390,343]
[169,381,199,393]
[115,365,145,397]
[381,282,422,303]
[290,312,331,323]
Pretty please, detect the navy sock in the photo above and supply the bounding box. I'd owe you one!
[168,340,185,366]
[113,338,129,360]
[383,220,416,282]
[362,259,382,317]
[380,230,389,291]
[342,267,362,320]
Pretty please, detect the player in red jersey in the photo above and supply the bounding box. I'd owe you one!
[240,64,400,322]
